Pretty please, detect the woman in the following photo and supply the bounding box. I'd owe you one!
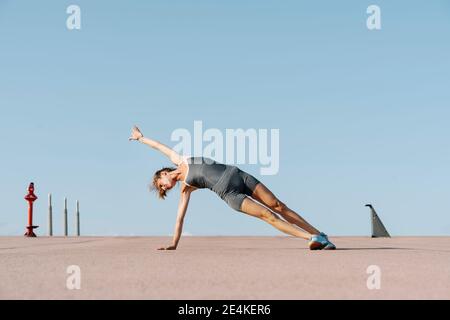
[129,126,336,251]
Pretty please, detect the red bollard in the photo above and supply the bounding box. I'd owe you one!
[24,182,39,237]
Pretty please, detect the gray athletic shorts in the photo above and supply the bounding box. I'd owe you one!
[211,166,261,212]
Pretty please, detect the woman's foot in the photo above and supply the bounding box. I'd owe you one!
[320,233,336,250]
[308,234,326,250]
[308,232,336,250]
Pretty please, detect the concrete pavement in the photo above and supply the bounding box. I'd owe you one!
[1,236,449,299]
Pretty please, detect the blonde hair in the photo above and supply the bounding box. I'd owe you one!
[150,167,176,199]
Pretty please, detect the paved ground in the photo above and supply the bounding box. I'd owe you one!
[1,236,449,299]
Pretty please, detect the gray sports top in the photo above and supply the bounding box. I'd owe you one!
[183,157,228,189]
[181,156,261,212]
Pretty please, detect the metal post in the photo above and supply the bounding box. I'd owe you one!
[365,204,391,238]
[48,194,53,236]
[24,183,39,237]
[76,200,80,236]
[63,197,68,236]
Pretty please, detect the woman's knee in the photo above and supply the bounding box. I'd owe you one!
[271,200,287,213]
[260,209,279,223]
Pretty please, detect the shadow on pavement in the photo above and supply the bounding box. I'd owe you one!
[336,247,415,251]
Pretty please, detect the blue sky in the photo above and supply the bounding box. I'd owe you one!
[1,0,449,236]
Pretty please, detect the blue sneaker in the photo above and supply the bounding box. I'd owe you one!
[320,232,336,250]
[308,233,327,250]
[308,232,336,250]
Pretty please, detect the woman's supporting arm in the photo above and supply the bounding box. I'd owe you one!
[158,187,192,250]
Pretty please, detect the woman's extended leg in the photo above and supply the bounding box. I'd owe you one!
[251,183,321,235]
[240,197,311,240]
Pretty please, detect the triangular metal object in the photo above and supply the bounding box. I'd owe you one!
[365,204,391,238]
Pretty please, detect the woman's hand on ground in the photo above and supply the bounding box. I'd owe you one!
[128,125,144,141]
[157,245,177,250]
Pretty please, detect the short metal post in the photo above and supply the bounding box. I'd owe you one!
[48,194,53,236]
[76,200,80,236]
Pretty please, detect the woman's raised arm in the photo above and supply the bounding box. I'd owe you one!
[129,125,183,165]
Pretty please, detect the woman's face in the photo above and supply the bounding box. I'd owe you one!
[158,172,176,191]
